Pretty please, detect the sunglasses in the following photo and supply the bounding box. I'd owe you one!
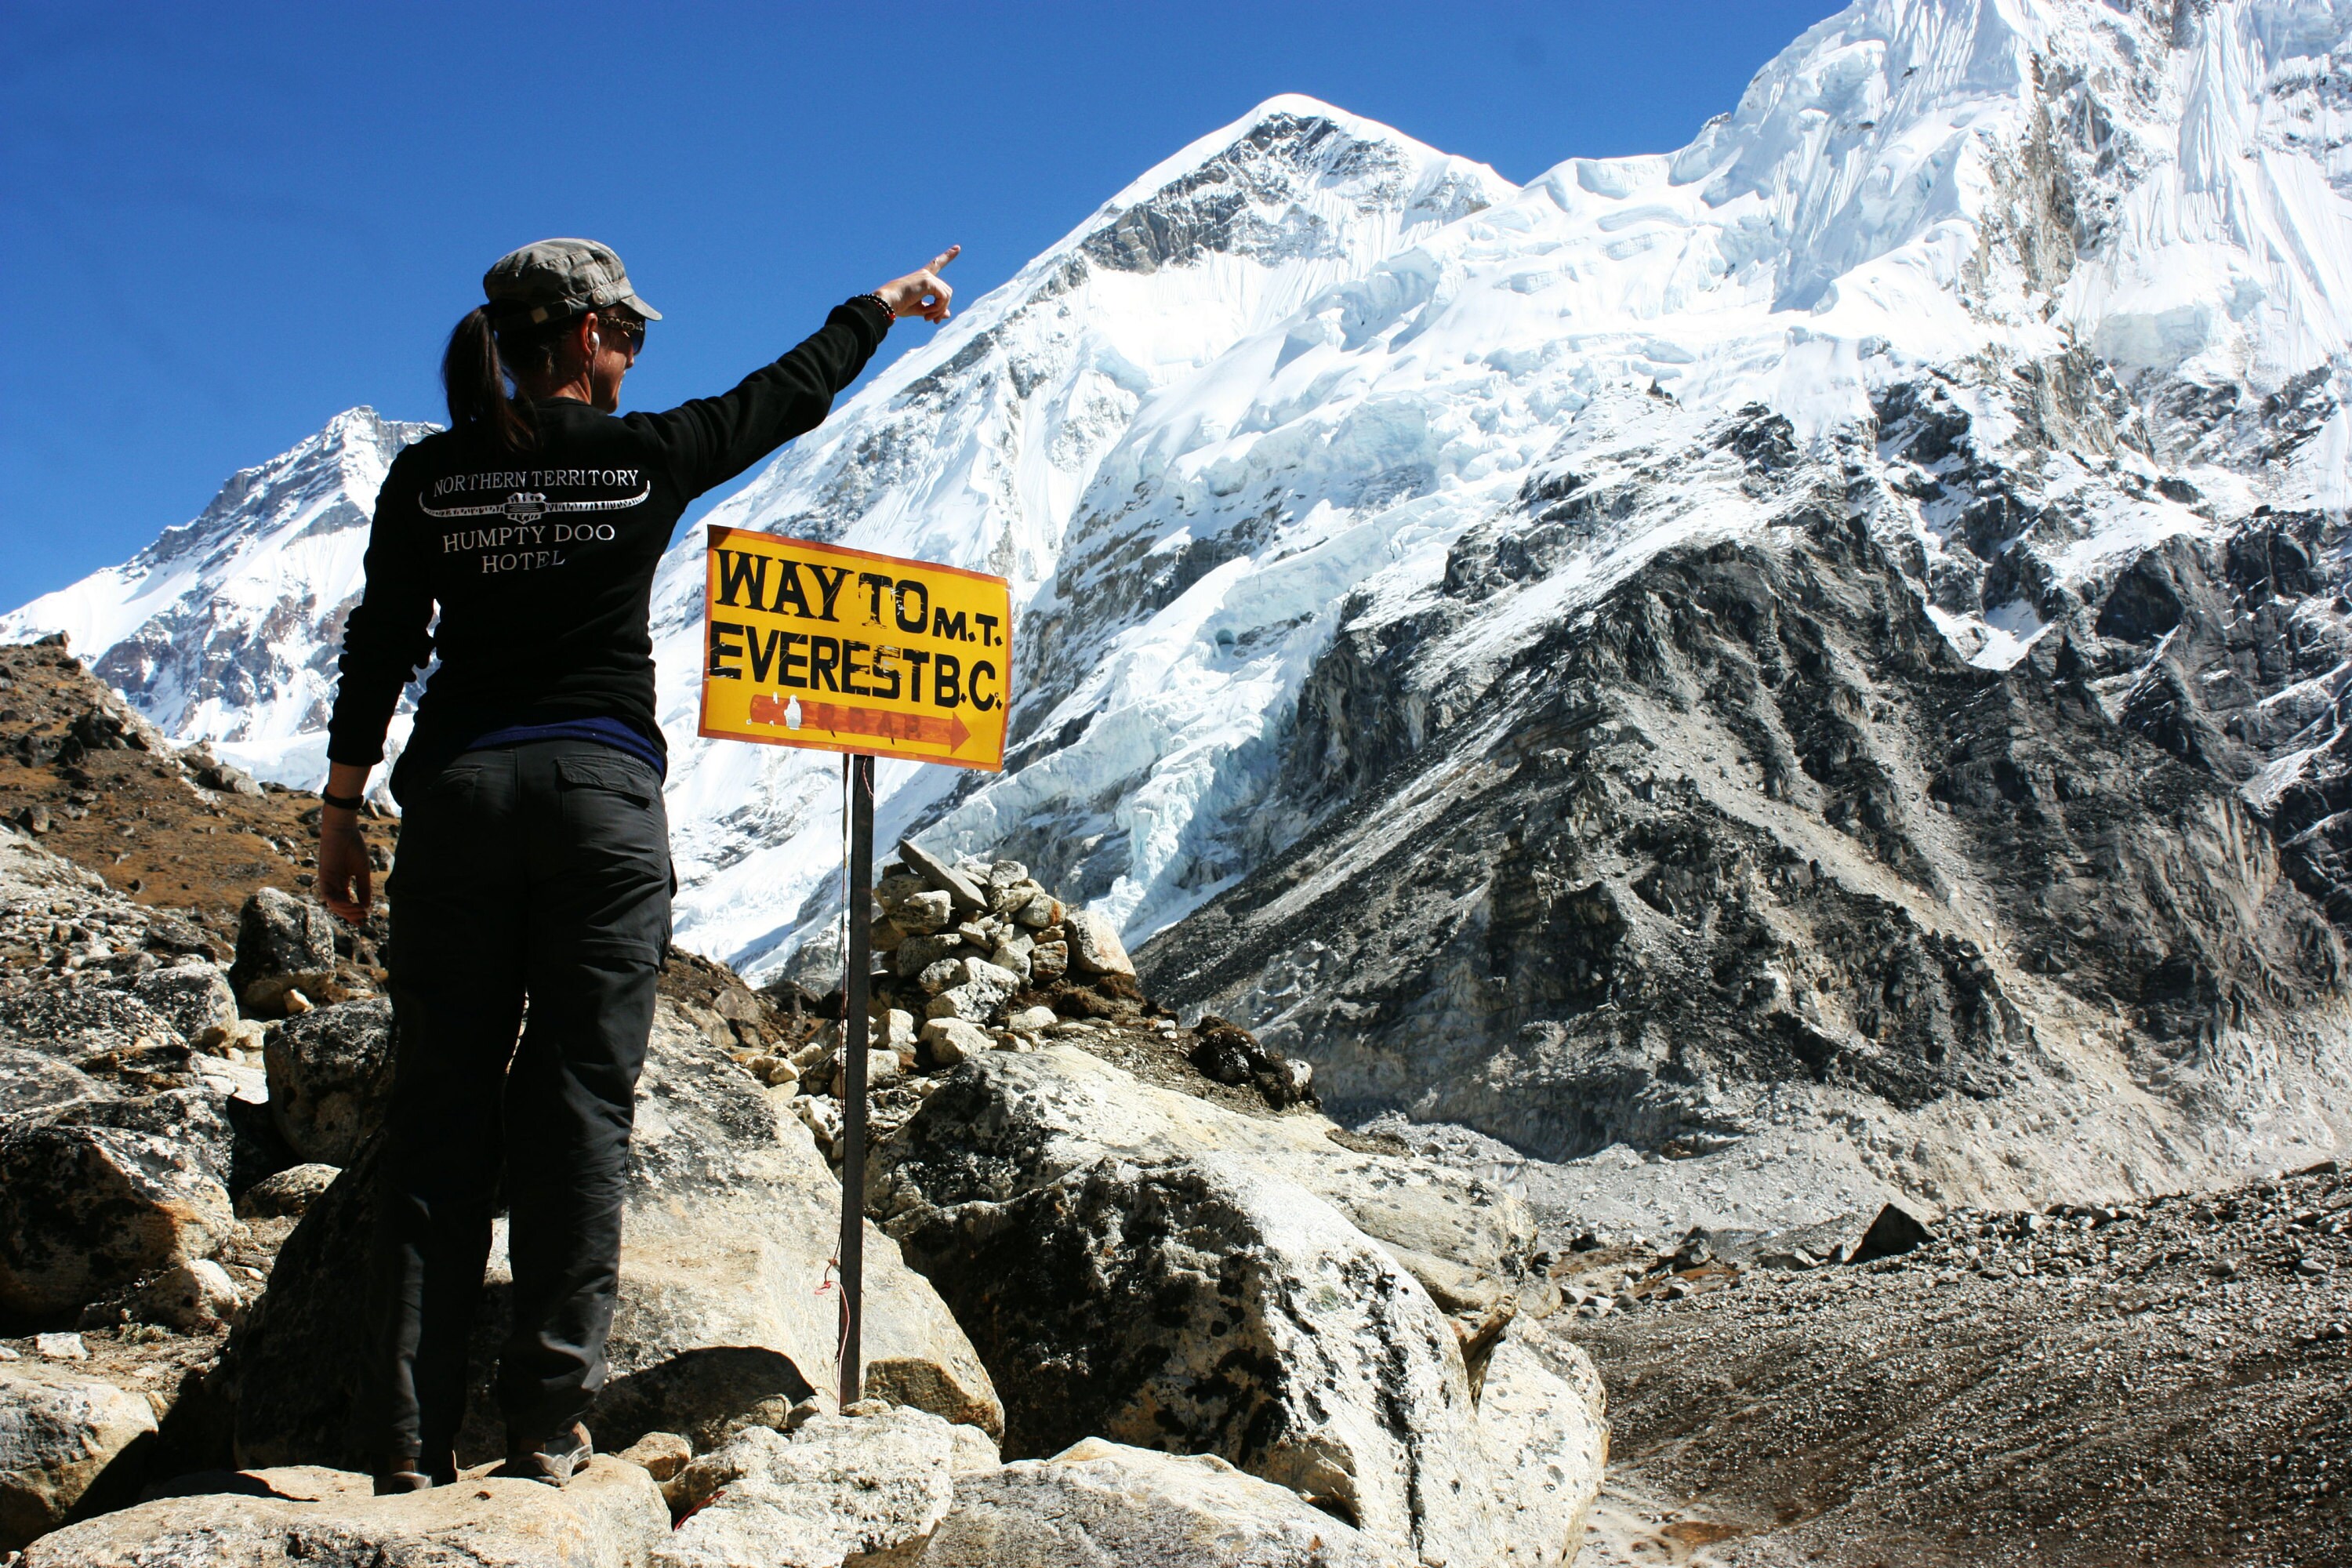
[598,314,647,357]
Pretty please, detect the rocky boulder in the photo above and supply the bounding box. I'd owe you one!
[18,1456,666,1566]
[40,1087,237,1193]
[891,1155,1498,1567]
[234,1163,339,1221]
[922,1437,1407,1566]
[125,1258,249,1334]
[228,1000,998,1470]
[1475,1319,1609,1565]
[0,1047,100,1120]
[657,1403,957,1568]
[0,1123,234,1323]
[127,964,238,1044]
[227,888,336,1001]
[0,985,186,1065]
[871,1046,1535,1290]
[1060,909,1134,979]
[0,1365,158,1552]
[263,999,393,1166]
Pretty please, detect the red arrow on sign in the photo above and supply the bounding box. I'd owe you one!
[748,694,971,750]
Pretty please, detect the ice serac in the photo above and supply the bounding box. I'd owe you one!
[0,408,434,792]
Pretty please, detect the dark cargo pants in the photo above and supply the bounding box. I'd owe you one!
[369,740,670,1471]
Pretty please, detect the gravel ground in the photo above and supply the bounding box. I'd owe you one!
[1549,1163,2350,1566]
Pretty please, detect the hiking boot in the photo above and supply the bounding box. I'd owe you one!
[372,1460,434,1496]
[495,1421,593,1486]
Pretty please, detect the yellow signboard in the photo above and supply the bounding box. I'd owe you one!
[697,526,1011,771]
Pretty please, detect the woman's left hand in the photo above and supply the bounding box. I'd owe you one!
[875,245,960,323]
[318,811,373,922]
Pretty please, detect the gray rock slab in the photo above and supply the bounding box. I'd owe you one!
[1476,1319,1609,1566]
[129,964,238,1044]
[919,1435,1408,1566]
[0,985,186,1062]
[657,1405,956,1568]
[0,1364,158,1552]
[19,1455,666,1566]
[895,841,986,913]
[872,1046,1535,1284]
[0,1047,101,1121]
[228,888,337,996]
[234,1163,339,1221]
[1060,909,1134,978]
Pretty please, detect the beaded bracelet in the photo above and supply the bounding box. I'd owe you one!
[855,291,895,326]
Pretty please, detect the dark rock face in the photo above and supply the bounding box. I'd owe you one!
[1142,507,2350,1196]
[1076,108,1488,280]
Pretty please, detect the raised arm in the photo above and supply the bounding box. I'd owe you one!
[639,247,960,499]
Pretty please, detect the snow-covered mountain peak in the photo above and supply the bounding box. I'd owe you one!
[685,97,1509,572]
[1,405,434,764]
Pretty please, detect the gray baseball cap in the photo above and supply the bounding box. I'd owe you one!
[482,238,662,325]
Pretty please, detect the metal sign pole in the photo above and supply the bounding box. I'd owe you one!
[837,751,875,1409]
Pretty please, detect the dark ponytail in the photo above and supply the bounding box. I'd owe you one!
[442,306,539,451]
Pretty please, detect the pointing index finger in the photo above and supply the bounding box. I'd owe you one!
[930,245,961,273]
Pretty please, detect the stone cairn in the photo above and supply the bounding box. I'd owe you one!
[745,841,1310,1163]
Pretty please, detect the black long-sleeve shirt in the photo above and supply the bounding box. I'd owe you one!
[328,298,891,801]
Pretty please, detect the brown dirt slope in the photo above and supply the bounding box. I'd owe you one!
[0,637,394,963]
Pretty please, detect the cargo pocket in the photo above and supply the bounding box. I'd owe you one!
[553,753,657,806]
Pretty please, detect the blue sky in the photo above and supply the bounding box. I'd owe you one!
[0,0,1838,610]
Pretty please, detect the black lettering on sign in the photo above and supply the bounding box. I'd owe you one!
[716,550,768,608]
[858,573,892,624]
[975,612,1000,647]
[779,632,810,688]
[871,647,902,702]
[843,641,870,697]
[902,649,931,697]
[808,565,850,622]
[768,561,815,619]
[747,627,782,684]
[931,607,967,643]
[970,661,998,711]
[810,636,841,692]
[895,579,931,634]
[707,620,746,680]
[934,654,962,708]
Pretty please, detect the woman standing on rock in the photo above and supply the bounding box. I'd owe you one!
[315,237,957,1492]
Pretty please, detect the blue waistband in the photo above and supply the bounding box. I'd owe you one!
[459,716,668,779]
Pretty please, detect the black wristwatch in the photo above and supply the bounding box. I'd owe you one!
[321,789,365,811]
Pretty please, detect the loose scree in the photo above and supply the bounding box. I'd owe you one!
[699,526,1011,771]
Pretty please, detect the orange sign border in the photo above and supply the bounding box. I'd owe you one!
[695,525,1011,773]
